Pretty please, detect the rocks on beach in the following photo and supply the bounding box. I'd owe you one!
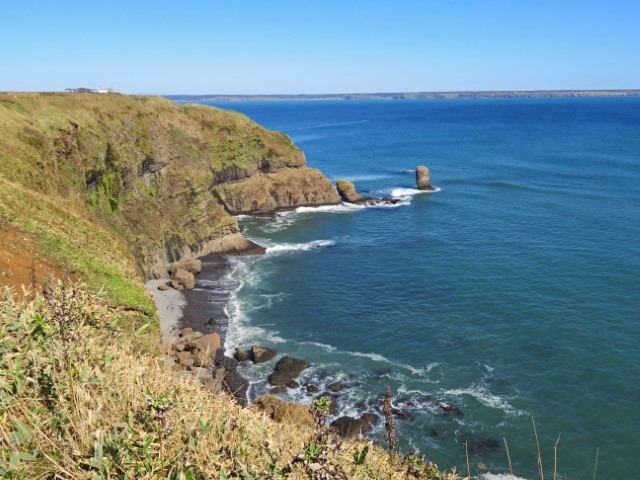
[171,328,221,369]
[165,258,203,291]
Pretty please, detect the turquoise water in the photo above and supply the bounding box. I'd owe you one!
[206,98,640,479]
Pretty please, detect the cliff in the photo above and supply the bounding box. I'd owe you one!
[0,93,459,479]
[0,93,338,303]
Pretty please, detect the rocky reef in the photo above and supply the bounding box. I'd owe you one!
[335,179,400,206]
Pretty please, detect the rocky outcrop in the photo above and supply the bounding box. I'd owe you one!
[416,165,434,190]
[214,168,340,215]
[269,356,310,386]
[336,179,400,206]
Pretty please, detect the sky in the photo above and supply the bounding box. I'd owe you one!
[1,0,639,94]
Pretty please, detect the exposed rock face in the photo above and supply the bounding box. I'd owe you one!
[252,345,277,364]
[215,168,340,215]
[336,179,400,206]
[269,356,310,386]
[416,165,433,190]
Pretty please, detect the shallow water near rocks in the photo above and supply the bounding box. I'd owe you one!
[199,98,640,479]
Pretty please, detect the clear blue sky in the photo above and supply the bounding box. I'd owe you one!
[2,0,639,94]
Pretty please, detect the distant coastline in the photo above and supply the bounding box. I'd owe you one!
[166,89,640,103]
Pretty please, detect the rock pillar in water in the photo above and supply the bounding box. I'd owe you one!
[416,165,433,190]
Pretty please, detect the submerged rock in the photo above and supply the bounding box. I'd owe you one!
[438,402,464,416]
[416,165,434,190]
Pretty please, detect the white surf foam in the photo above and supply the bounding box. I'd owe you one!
[266,239,335,253]
[442,384,526,416]
[390,186,442,197]
[482,474,528,480]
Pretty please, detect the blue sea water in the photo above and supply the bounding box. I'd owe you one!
[204,98,640,479]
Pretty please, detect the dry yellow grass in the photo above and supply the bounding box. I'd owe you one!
[0,283,460,479]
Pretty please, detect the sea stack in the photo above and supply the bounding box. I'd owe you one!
[416,165,433,190]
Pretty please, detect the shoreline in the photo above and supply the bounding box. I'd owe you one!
[145,278,186,346]
[147,253,238,347]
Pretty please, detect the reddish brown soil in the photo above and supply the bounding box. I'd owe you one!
[0,220,71,295]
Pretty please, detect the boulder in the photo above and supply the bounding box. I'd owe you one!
[391,407,413,421]
[169,258,202,275]
[252,345,277,364]
[171,267,195,290]
[214,349,239,371]
[176,351,194,368]
[270,386,287,394]
[220,369,249,407]
[193,350,213,368]
[190,333,221,355]
[330,414,377,437]
[328,382,349,392]
[416,165,433,190]
[336,179,401,206]
[181,330,203,342]
[235,347,251,362]
[157,283,169,291]
[268,356,310,386]
[305,384,320,394]
[438,402,464,416]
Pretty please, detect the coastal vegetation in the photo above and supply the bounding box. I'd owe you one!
[0,93,459,479]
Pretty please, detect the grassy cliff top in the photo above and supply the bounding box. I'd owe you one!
[0,93,308,305]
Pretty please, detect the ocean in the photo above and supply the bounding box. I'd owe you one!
[199,98,640,479]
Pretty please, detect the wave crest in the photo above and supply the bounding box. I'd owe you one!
[266,239,336,253]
